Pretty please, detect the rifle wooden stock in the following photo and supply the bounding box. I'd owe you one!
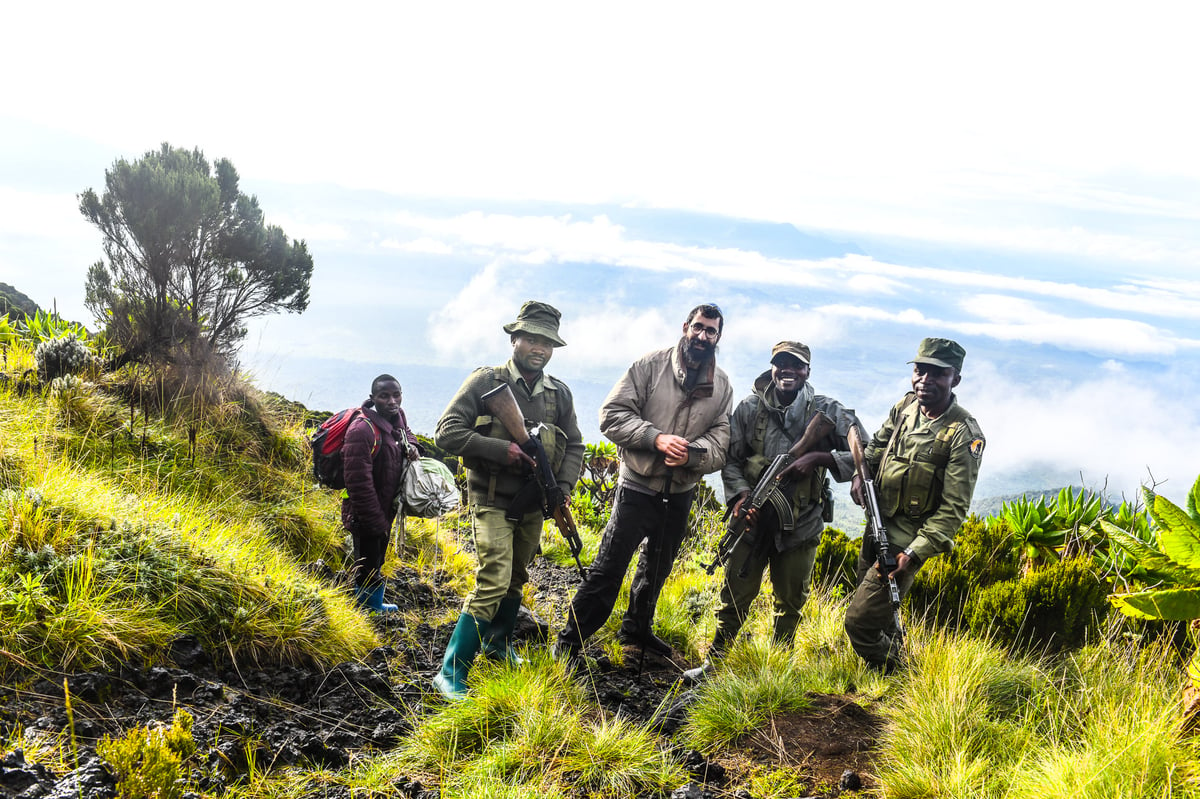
[481,384,532,446]
[847,424,873,482]
[787,411,835,460]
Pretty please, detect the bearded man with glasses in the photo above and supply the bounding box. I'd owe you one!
[555,304,733,672]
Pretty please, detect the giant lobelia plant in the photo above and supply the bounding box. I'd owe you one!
[1103,474,1200,726]
[997,485,1152,569]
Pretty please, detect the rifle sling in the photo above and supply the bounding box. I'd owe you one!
[504,477,544,523]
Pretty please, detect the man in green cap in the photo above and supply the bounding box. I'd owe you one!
[844,337,986,672]
[684,341,864,683]
[432,301,584,700]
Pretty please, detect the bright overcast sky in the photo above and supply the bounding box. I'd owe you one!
[4,2,1200,503]
[6,1,1200,273]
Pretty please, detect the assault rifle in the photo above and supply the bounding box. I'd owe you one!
[703,411,835,575]
[481,383,586,578]
[847,425,905,644]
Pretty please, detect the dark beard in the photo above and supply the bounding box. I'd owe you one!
[682,338,715,367]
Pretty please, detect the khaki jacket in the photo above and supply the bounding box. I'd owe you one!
[599,340,733,494]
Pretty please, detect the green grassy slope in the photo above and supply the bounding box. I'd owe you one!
[0,340,377,677]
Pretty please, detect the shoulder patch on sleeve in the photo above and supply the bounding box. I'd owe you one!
[969,438,985,459]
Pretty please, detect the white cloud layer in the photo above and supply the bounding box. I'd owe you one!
[7,2,1200,276]
[385,211,1198,361]
[966,360,1200,504]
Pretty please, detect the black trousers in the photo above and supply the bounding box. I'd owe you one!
[351,527,390,590]
[558,484,695,649]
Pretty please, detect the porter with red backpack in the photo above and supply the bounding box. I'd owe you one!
[314,376,420,613]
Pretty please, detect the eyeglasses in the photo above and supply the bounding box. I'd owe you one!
[689,322,720,338]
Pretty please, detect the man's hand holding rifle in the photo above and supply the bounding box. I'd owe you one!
[847,425,906,646]
[482,383,587,578]
[703,411,835,575]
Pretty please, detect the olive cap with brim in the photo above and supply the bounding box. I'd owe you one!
[503,300,567,347]
[909,337,965,370]
[770,341,811,365]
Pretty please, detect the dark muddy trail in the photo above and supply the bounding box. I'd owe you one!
[0,559,882,799]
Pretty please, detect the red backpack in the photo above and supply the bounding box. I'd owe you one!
[310,408,379,489]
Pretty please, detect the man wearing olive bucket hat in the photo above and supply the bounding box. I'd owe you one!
[432,301,584,700]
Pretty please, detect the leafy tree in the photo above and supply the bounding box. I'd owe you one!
[80,143,313,364]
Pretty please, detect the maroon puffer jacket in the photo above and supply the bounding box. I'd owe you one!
[340,403,419,537]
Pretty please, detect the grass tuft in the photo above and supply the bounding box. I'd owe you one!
[399,653,683,797]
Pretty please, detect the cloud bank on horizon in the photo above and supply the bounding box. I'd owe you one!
[232,199,1199,506]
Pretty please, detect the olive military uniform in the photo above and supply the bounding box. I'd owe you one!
[715,375,862,648]
[432,301,583,701]
[844,389,985,669]
[436,359,583,618]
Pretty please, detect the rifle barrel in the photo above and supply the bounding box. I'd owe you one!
[848,427,905,642]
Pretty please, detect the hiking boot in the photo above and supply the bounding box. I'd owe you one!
[617,630,673,656]
[552,642,589,680]
[681,659,716,686]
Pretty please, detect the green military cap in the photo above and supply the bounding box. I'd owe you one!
[503,300,567,347]
[770,341,811,365]
[909,337,965,370]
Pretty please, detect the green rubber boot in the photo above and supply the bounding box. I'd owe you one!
[481,595,525,665]
[432,613,487,701]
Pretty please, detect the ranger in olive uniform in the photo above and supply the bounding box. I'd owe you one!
[433,301,584,700]
[845,337,985,672]
[684,341,863,683]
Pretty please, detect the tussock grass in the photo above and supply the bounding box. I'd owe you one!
[1,542,174,672]
[680,641,819,751]
[877,629,1200,799]
[878,632,1044,798]
[1004,641,1200,799]
[680,587,877,752]
[653,567,716,659]
[398,653,684,797]
[28,371,349,565]
[0,372,378,678]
